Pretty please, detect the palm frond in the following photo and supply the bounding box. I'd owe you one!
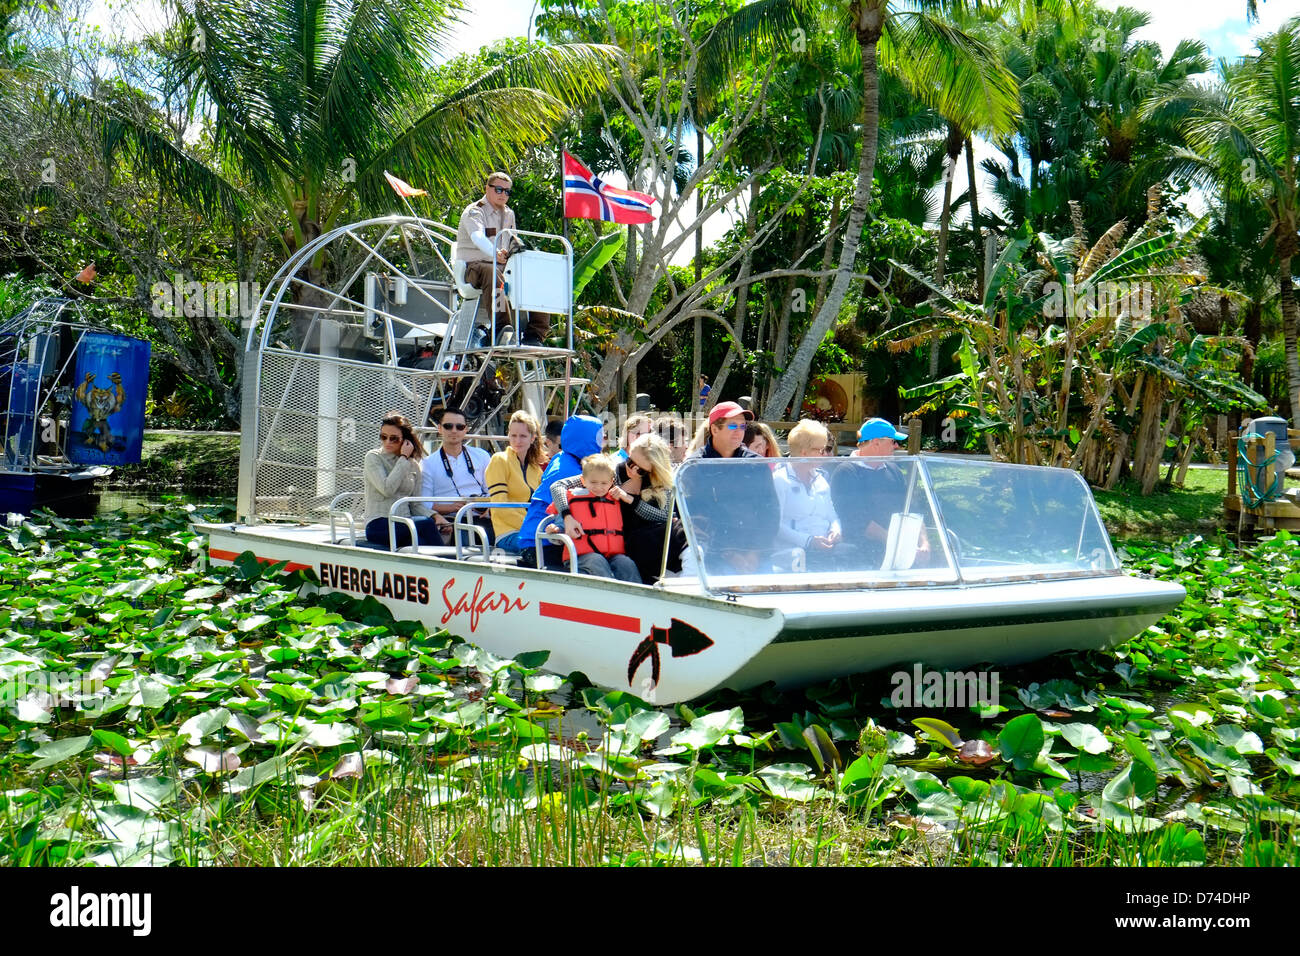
[881,11,1020,138]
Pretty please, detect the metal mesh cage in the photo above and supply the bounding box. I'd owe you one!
[250,349,439,521]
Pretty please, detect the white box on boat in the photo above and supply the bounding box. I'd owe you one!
[503,250,570,314]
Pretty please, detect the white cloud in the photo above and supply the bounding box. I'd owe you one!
[1097,0,1294,63]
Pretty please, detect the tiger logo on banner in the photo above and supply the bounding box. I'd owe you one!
[68,333,151,465]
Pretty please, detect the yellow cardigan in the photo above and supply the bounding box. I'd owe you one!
[485,450,543,536]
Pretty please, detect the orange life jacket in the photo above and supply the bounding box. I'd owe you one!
[549,489,625,557]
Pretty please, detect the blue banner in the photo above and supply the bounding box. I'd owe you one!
[68,333,150,465]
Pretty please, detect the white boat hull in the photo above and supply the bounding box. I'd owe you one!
[201,523,1184,703]
[203,523,783,704]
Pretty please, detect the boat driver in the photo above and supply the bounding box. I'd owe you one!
[454,171,551,347]
[829,418,929,568]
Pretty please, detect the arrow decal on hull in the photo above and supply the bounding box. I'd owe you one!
[627,619,715,690]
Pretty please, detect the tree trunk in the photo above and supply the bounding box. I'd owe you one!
[710,181,759,400]
[1280,254,1300,423]
[692,122,704,412]
[761,30,882,421]
[929,124,963,380]
[966,135,983,294]
[1241,300,1262,387]
[813,194,841,315]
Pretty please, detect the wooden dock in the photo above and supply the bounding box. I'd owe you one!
[1224,428,1300,538]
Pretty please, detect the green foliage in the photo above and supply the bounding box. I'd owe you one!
[1,505,1298,865]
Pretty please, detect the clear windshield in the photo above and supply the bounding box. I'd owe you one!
[672,456,1117,592]
[922,457,1117,580]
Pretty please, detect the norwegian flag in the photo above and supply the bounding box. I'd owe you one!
[563,151,657,224]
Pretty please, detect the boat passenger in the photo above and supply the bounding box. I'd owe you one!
[774,420,841,566]
[677,402,779,571]
[660,418,689,464]
[743,421,782,458]
[829,417,928,567]
[685,402,761,460]
[485,409,545,554]
[517,414,605,568]
[363,413,442,549]
[552,432,682,583]
[454,171,551,347]
[421,405,492,545]
[613,413,654,462]
[620,433,686,583]
[547,454,641,582]
[543,418,563,462]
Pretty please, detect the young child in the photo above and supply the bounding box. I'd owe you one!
[547,454,642,582]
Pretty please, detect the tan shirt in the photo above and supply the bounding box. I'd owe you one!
[455,198,515,263]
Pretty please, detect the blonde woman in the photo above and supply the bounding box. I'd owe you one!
[773,419,841,566]
[621,433,686,582]
[485,409,545,553]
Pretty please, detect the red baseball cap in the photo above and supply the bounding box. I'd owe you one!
[708,401,755,425]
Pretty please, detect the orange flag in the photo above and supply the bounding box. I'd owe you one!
[383,170,427,198]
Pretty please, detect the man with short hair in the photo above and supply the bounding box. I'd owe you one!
[678,402,777,570]
[454,172,550,346]
[830,418,924,566]
[688,401,760,459]
[422,406,492,542]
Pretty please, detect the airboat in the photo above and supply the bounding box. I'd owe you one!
[198,215,1185,704]
[1,298,149,516]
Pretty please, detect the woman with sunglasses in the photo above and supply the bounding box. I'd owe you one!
[619,433,687,583]
[364,413,440,549]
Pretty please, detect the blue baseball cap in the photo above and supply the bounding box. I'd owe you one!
[857,418,907,443]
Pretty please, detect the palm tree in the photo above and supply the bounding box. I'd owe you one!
[84,0,621,252]
[703,0,1020,420]
[1169,19,1300,422]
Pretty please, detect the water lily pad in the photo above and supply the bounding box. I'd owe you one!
[1060,723,1112,755]
[184,746,242,772]
[112,776,179,810]
[757,763,817,802]
[28,735,91,769]
[956,739,997,766]
[331,752,364,778]
[999,713,1045,770]
[671,707,744,751]
[912,717,963,750]
[1213,724,1264,756]
[624,710,670,742]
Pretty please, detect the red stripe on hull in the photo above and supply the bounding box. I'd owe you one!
[209,548,311,573]
[539,602,640,633]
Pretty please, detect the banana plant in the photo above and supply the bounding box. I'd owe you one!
[888,210,1263,490]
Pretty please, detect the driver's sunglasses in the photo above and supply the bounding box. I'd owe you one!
[381,433,402,443]
[441,421,467,430]
[491,185,512,195]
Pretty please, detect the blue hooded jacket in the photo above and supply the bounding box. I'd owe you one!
[518,415,605,545]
